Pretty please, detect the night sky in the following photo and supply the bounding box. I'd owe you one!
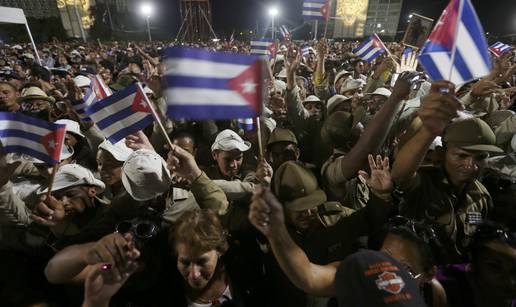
[147,0,515,40]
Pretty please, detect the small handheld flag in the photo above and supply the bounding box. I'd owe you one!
[352,34,387,62]
[488,41,514,57]
[418,0,492,85]
[302,0,329,20]
[71,75,112,121]
[279,25,290,40]
[85,83,153,143]
[251,39,276,58]
[0,112,66,165]
[237,118,256,131]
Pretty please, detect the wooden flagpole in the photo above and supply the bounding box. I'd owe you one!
[255,117,264,159]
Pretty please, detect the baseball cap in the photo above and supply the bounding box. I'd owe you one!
[272,161,327,211]
[211,129,251,152]
[98,139,133,162]
[327,94,352,115]
[73,75,91,88]
[303,95,322,105]
[321,111,354,148]
[267,128,298,149]
[365,87,392,98]
[55,119,85,139]
[340,79,364,94]
[38,164,105,195]
[335,250,426,307]
[443,118,503,153]
[121,149,172,201]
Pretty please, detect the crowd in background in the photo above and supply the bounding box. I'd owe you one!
[0,37,515,307]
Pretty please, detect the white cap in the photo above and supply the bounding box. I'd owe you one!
[211,129,251,152]
[327,94,351,115]
[365,87,392,98]
[38,164,105,195]
[261,117,277,133]
[55,119,85,138]
[98,139,133,162]
[73,75,91,88]
[272,80,287,94]
[334,70,352,87]
[340,79,364,95]
[121,149,171,201]
[304,95,322,104]
[429,136,443,151]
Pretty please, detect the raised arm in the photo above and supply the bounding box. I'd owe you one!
[249,186,338,297]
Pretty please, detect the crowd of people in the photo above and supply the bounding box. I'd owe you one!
[0,36,515,307]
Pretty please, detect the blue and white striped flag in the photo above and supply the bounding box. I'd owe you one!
[71,75,112,121]
[302,0,329,20]
[279,25,290,40]
[352,34,387,62]
[237,118,256,131]
[85,83,153,143]
[402,47,414,58]
[489,41,514,57]
[418,0,492,85]
[164,47,264,120]
[0,112,66,165]
[251,39,275,57]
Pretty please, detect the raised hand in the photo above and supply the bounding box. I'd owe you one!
[125,130,155,152]
[249,186,285,238]
[30,195,66,227]
[397,51,418,73]
[358,155,393,195]
[255,158,273,186]
[470,79,500,98]
[167,145,202,182]
[391,71,425,100]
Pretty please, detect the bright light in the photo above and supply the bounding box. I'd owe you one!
[140,3,154,17]
[212,38,220,42]
[380,29,385,33]
[377,23,382,28]
[268,6,279,17]
[409,14,413,18]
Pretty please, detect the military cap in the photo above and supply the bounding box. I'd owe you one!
[443,118,503,153]
[267,128,298,149]
[340,79,364,95]
[327,94,352,115]
[272,161,327,211]
[321,111,354,148]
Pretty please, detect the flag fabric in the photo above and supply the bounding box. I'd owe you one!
[352,34,387,62]
[302,0,329,20]
[302,45,315,57]
[237,118,256,131]
[418,0,492,85]
[402,47,414,58]
[0,112,65,165]
[251,39,276,58]
[279,25,290,40]
[85,83,153,143]
[71,75,112,121]
[488,41,514,57]
[163,47,264,120]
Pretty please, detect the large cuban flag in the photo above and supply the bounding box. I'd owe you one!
[302,0,329,20]
[418,0,492,85]
[164,47,264,119]
[0,112,66,165]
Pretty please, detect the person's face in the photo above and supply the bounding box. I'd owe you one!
[269,94,287,117]
[355,62,365,74]
[100,69,112,84]
[22,99,50,111]
[343,87,363,98]
[65,132,78,147]
[381,234,429,285]
[444,146,488,187]
[268,142,299,170]
[285,207,318,230]
[367,95,388,114]
[212,149,243,179]
[96,149,123,187]
[0,84,19,109]
[304,102,323,120]
[172,136,196,156]
[176,243,219,290]
[473,241,516,299]
[53,185,96,216]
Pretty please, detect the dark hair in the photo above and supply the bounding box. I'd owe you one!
[30,64,51,82]
[169,129,197,149]
[468,221,516,268]
[0,81,18,92]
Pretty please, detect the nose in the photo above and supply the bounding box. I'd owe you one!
[229,160,238,169]
[189,264,201,279]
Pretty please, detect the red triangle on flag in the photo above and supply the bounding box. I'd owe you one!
[130,87,152,113]
[227,60,263,114]
[41,127,66,162]
[320,1,329,19]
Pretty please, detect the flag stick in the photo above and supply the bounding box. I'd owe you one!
[323,19,329,38]
[136,82,175,150]
[255,117,264,158]
[46,164,59,199]
[314,20,319,40]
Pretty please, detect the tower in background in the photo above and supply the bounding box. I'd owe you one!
[176,0,217,41]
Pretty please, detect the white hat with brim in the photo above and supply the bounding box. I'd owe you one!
[73,75,91,88]
[98,139,133,162]
[211,129,251,152]
[303,95,322,105]
[17,86,55,103]
[38,164,105,195]
[327,94,352,115]
[334,70,352,87]
[121,149,171,201]
[340,79,364,94]
[364,87,392,98]
[55,119,85,138]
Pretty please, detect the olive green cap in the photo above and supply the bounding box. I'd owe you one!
[443,118,503,153]
[272,161,327,211]
[321,111,354,148]
[267,128,298,148]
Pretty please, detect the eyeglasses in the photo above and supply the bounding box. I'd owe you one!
[116,220,158,240]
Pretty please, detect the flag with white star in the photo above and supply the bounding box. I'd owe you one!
[0,112,66,165]
[163,47,264,119]
[85,83,153,143]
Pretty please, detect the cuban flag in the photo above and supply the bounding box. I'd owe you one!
[237,118,256,131]
[418,0,491,85]
[0,112,66,165]
[85,83,153,143]
[72,75,112,121]
[251,39,276,58]
[279,25,290,40]
[164,47,264,120]
[352,34,387,62]
[402,47,414,58]
[488,41,514,57]
[303,0,329,20]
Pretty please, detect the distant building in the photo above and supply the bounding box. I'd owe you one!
[333,0,403,38]
[0,0,60,18]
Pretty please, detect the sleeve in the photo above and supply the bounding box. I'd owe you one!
[0,181,32,226]
[211,179,255,202]
[363,71,389,94]
[314,73,332,102]
[495,114,516,149]
[190,172,230,215]
[284,85,311,125]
